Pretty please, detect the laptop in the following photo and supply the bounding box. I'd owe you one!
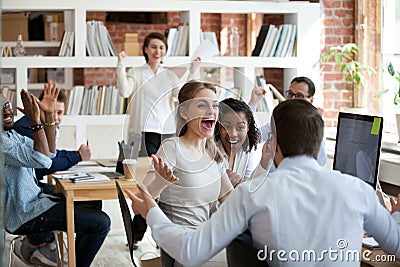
[333,112,383,189]
[115,181,138,267]
[96,160,118,167]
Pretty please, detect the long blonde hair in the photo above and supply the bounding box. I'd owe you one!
[176,80,223,163]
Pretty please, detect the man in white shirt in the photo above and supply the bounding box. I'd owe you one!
[249,76,327,167]
[126,99,400,266]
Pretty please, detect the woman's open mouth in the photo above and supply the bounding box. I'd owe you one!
[201,119,215,131]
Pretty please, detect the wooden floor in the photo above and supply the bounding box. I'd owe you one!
[6,230,228,267]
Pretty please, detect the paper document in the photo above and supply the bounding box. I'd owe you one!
[53,172,93,180]
[76,161,98,166]
[191,39,219,61]
[362,237,380,249]
[72,173,110,183]
[68,166,115,173]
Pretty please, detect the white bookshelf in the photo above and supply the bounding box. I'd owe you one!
[1,0,320,158]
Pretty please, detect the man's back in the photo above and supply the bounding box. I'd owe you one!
[243,155,398,266]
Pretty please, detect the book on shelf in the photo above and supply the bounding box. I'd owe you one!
[254,24,297,57]
[268,24,284,57]
[165,28,177,57]
[273,24,290,57]
[259,25,277,57]
[165,24,189,56]
[251,25,269,56]
[68,86,85,115]
[58,31,75,57]
[86,21,116,57]
[65,85,124,116]
[285,24,297,57]
[1,85,15,104]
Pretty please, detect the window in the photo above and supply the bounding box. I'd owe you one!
[380,0,400,137]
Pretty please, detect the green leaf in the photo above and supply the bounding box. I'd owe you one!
[388,62,395,76]
[375,89,389,97]
[334,54,341,66]
[340,64,346,73]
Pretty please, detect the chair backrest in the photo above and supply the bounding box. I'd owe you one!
[226,237,269,267]
[115,181,138,267]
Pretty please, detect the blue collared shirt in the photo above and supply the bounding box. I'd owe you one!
[14,115,81,180]
[3,129,58,232]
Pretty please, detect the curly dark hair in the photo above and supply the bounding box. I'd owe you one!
[215,98,260,153]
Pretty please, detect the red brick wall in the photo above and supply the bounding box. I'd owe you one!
[320,0,355,126]
[80,1,356,126]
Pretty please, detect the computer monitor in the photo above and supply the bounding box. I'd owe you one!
[333,112,383,188]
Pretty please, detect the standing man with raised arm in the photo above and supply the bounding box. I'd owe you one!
[127,99,400,267]
[3,82,110,267]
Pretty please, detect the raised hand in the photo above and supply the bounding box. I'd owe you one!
[125,183,157,219]
[190,56,201,74]
[260,134,275,170]
[118,51,127,61]
[77,144,91,161]
[151,154,179,183]
[17,89,41,125]
[38,81,60,114]
[248,86,265,107]
[390,194,400,214]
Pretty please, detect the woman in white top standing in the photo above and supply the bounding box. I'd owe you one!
[215,98,261,185]
[117,32,198,156]
[142,81,234,267]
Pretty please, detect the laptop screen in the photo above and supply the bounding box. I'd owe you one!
[333,112,383,188]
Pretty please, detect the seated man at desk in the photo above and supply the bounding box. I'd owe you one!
[14,88,91,190]
[3,82,110,267]
[127,99,400,266]
[249,76,327,167]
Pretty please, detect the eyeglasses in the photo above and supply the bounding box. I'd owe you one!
[285,90,310,99]
[1,102,12,111]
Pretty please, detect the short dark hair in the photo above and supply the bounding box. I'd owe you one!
[215,98,260,152]
[39,89,67,105]
[142,32,168,63]
[272,99,323,159]
[290,76,315,97]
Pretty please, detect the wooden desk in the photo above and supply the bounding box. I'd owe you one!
[54,157,151,267]
[361,246,400,266]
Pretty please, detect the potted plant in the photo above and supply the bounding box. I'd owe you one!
[386,62,400,142]
[386,62,400,105]
[319,43,375,110]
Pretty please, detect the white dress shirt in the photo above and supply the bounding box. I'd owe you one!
[147,155,400,266]
[116,63,180,134]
